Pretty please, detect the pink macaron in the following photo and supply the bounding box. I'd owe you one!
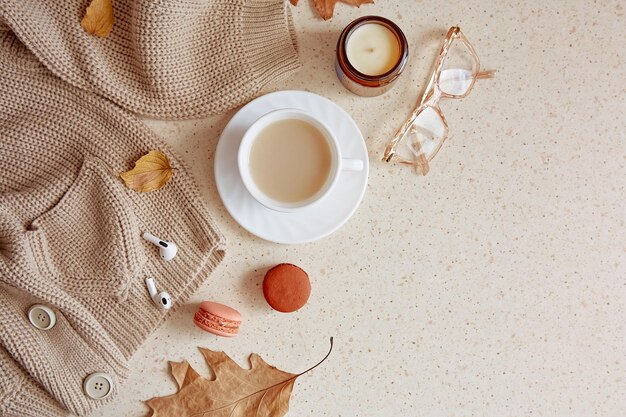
[193,301,242,337]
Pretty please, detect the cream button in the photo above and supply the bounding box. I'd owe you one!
[27,305,56,330]
[83,373,113,400]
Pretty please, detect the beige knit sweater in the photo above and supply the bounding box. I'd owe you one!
[0,1,300,416]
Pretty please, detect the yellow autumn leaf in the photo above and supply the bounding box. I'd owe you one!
[81,0,115,37]
[120,151,173,193]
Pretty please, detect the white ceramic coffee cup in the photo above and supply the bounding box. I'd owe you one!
[238,108,364,213]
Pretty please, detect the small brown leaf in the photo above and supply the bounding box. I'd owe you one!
[312,0,374,20]
[146,338,334,417]
[119,150,173,193]
[81,0,115,37]
[289,0,299,5]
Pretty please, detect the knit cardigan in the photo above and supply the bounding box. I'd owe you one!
[0,1,300,416]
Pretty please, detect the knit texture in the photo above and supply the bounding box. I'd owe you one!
[0,26,228,415]
[0,0,300,119]
[0,1,300,414]
[0,0,300,413]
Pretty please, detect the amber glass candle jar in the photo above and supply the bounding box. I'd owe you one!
[335,16,409,97]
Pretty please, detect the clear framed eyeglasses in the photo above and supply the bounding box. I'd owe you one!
[383,26,496,175]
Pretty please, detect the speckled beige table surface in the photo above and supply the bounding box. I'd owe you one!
[92,1,625,416]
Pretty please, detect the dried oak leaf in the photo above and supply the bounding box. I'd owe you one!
[146,339,333,417]
[119,150,173,193]
[81,0,115,37]
[292,0,374,20]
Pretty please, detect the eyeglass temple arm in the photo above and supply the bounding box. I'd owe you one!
[476,69,497,79]
[383,102,425,162]
[419,69,439,106]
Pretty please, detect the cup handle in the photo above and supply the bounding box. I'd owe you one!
[342,158,364,172]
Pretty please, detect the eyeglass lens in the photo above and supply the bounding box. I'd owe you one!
[438,35,479,97]
[394,106,446,174]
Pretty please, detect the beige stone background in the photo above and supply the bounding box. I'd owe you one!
[93,1,625,416]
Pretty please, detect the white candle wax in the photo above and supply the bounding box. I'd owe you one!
[346,23,401,76]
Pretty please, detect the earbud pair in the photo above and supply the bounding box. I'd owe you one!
[142,232,176,309]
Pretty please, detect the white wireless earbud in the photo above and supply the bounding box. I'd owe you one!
[142,232,178,261]
[145,278,172,310]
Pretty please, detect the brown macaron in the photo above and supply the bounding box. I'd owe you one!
[263,263,311,313]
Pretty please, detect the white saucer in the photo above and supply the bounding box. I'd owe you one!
[214,91,369,244]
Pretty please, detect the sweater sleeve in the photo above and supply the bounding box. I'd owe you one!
[0,0,300,119]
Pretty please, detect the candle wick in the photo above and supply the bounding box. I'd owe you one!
[366,47,375,53]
